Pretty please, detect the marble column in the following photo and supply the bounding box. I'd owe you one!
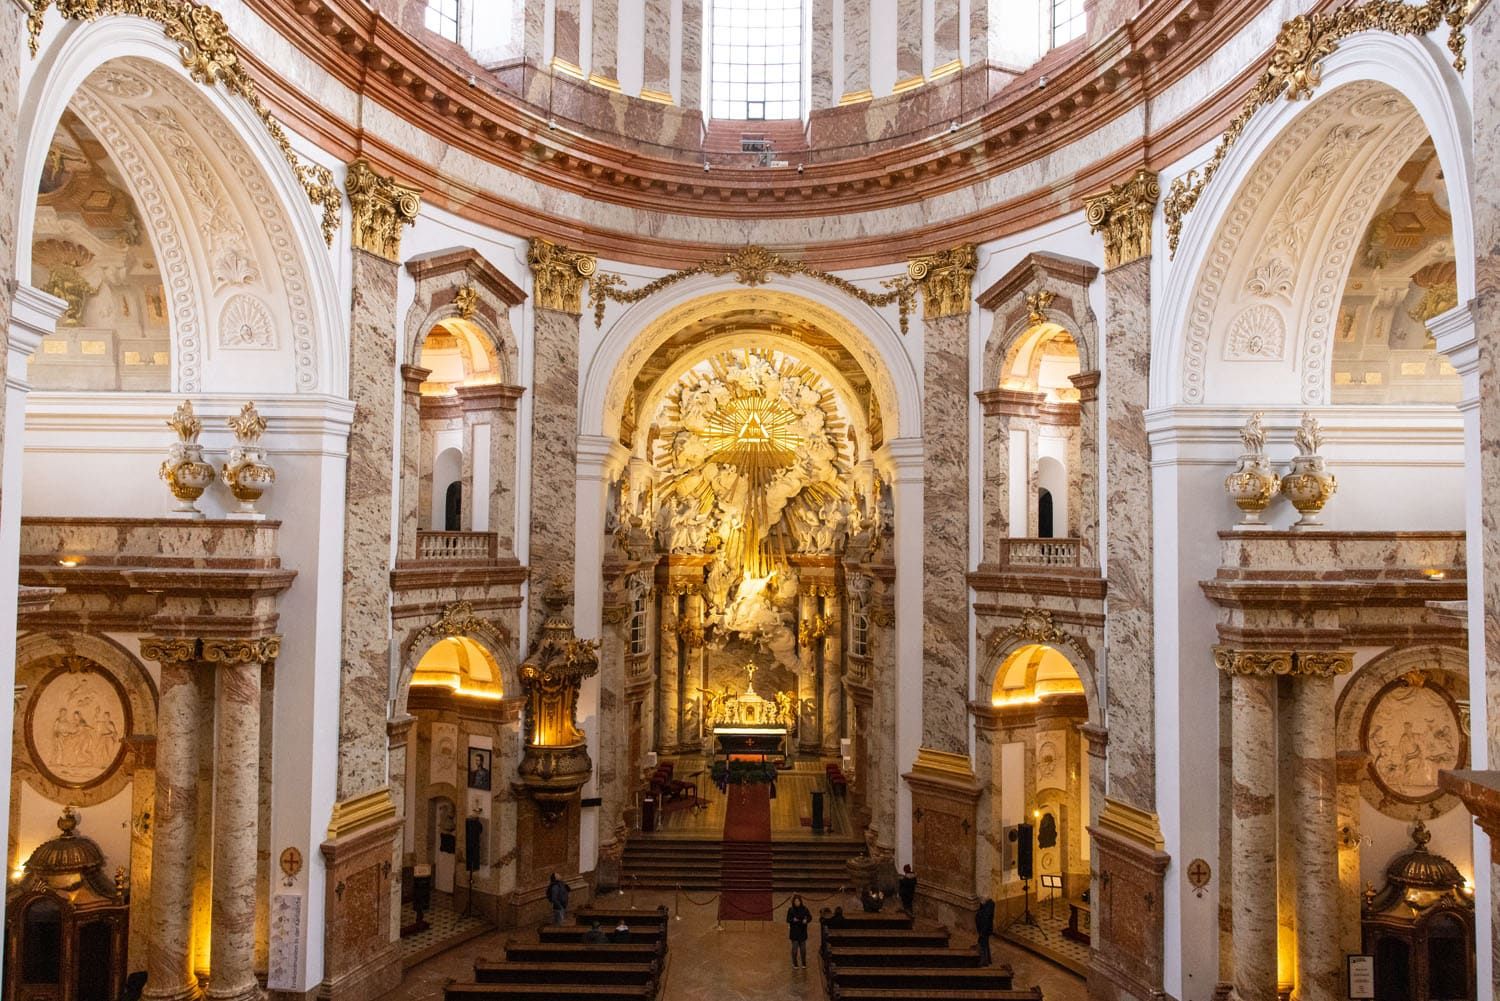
[821,593,843,753]
[1288,674,1339,1001]
[1068,371,1100,566]
[967,0,988,64]
[139,650,206,1001]
[591,0,619,84]
[1085,170,1158,809]
[680,589,706,748]
[598,579,631,840]
[976,393,1010,562]
[554,0,582,67]
[810,0,834,109]
[681,0,702,111]
[868,582,898,848]
[1334,751,1367,957]
[933,0,960,68]
[656,577,681,753]
[1229,670,1278,1001]
[206,654,265,1001]
[896,0,922,84]
[914,246,977,756]
[488,387,524,553]
[397,365,429,562]
[642,0,672,99]
[799,589,823,754]
[842,0,871,98]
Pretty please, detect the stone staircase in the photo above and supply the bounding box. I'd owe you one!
[621,835,863,892]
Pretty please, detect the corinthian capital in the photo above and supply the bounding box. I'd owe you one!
[346,159,421,262]
[908,244,978,319]
[528,239,597,314]
[201,636,283,666]
[1085,168,1159,269]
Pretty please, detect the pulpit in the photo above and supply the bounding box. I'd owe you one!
[1360,821,1474,1001]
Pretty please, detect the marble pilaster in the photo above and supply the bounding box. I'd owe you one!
[842,0,871,98]
[1069,372,1100,565]
[896,0,922,84]
[1288,676,1338,1001]
[680,589,706,748]
[810,0,834,109]
[1100,254,1155,809]
[656,572,682,753]
[867,576,898,850]
[1229,672,1278,1001]
[598,572,632,844]
[642,0,673,97]
[206,659,263,1001]
[1334,751,1366,958]
[932,0,960,68]
[139,655,206,1001]
[681,0,702,111]
[490,389,524,552]
[967,0,988,64]
[590,0,619,84]
[398,365,429,562]
[530,307,582,611]
[821,596,843,754]
[554,0,582,68]
[977,393,1010,559]
[920,309,971,754]
[525,0,546,63]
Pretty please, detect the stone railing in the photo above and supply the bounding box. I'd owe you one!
[416,530,498,562]
[1000,537,1082,568]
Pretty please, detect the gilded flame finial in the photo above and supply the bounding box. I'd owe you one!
[160,400,215,518]
[227,401,268,445]
[167,399,203,442]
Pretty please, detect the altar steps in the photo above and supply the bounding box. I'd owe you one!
[621,836,863,892]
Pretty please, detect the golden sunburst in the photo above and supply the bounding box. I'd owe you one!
[699,394,803,471]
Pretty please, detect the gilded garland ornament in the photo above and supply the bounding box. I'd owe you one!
[27,0,342,245]
[589,245,919,332]
[1163,0,1471,258]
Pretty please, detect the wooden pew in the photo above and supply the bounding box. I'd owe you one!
[444,984,653,1001]
[824,946,980,968]
[539,926,666,947]
[829,966,1017,991]
[571,906,670,927]
[502,942,662,966]
[471,960,656,987]
[832,990,1043,1001]
[822,911,915,930]
[823,928,950,950]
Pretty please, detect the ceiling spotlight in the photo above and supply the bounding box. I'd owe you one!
[547,117,558,130]
[797,163,804,174]
[949,120,959,133]
[468,74,477,88]
[1038,75,1048,89]
[703,161,711,172]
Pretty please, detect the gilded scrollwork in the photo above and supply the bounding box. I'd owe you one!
[1162,0,1471,258]
[27,0,342,244]
[907,244,978,319]
[346,159,421,262]
[1213,646,1352,677]
[200,636,282,665]
[1085,168,1159,269]
[528,238,597,313]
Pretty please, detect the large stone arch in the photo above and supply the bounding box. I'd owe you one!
[1155,31,1474,409]
[582,276,922,442]
[978,610,1102,728]
[394,601,521,718]
[16,18,344,395]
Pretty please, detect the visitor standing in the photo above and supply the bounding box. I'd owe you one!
[975,897,996,966]
[546,872,570,925]
[898,864,917,913]
[786,894,813,968]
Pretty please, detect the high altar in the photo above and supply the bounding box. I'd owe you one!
[704,666,797,759]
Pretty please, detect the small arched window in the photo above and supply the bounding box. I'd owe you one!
[444,481,463,532]
[1038,489,1054,539]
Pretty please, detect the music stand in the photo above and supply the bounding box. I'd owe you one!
[1039,874,1063,922]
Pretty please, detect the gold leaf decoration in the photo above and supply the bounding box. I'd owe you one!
[1163,0,1470,258]
[28,0,342,245]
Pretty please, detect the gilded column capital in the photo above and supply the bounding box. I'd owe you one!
[1213,646,1352,678]
[139,636,200,665]
[201,636,282,666]
[908,244,978,319]
[346,158,420,262]
[1085,168,1159,269]
[528,238,597,314]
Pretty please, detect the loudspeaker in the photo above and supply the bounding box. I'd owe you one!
[1015,823,1034,881]
[811,791,825,834]
[465,817,483,872]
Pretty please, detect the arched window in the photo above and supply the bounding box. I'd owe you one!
[1038,489,1054,539]
[425,0,460,42]
[710,0,803,120]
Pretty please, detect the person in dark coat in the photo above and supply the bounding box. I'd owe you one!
[582,921,608,944]
[786,894,813,968]
[975,897,996,966]
[898,864,917,913]
[546,873,570,925]
[610,918,631,943]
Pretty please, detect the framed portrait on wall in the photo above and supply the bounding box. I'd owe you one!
[466,747,492,791]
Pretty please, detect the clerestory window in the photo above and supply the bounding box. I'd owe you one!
[1047,0,1085,48]
[710,0,803,120]
[425,0,460,43]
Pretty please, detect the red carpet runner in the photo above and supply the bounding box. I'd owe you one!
[717,783,773,921]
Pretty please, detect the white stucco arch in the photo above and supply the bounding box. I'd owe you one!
[1155,31,1474,408]
[580,274,921,441]
[16,16,345,395]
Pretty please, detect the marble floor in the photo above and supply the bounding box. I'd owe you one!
[377,889,1089,1001]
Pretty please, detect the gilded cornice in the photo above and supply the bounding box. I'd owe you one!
[528,239,597,314]
[1212,645,1353,677]
[1163,0,1471,257]
[908,245,978,319]
[1085,168,1159,269]
[26,0,342,244]
[346,158,420,261]
[589,245,918,332]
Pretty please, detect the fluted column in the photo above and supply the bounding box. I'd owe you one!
[139,642,207,1001]
[1218,651,1280,1001]
[1289,667,1343,1001]
[205,639,278,1001]
[1069,371,1100,565]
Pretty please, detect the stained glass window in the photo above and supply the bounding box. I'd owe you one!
[710,0,803,120]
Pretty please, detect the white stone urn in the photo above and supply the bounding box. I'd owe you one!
[221,402,275,517]
[1224,411,1279,529]
[1280,413,1336,530]
[159,400,215,518]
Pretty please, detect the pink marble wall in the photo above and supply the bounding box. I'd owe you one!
[339,249,400,801]
[921,313,970,754]
[1101,257,1155,809]
[0,0,21,518]
[642,0,673,95]
[555,0,582,66]
[591,0,619,81]
[896,0,923,83]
